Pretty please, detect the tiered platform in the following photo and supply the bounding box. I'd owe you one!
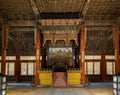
[38,69,52,86]
[53,72,67,87]
[67,69,82,86]
[38,68,82,87]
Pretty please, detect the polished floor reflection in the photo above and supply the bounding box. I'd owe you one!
[6,83,112,95]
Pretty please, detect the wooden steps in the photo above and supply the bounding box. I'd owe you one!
[53,72,67,87]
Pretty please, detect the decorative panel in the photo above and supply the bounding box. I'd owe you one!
[85,56,93,60]
[48,47,73,67]
[28,56,36,60]
[93,56,101,59]
[85,55,101,60]
[20,56,36,60]
[105,55,115,60]
[6,56,16,60]
[20,56,28,60]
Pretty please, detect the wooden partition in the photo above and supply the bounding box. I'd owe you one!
[38,69,52,86]
[38,69,82,86]
[3,54,117,83]
[67,69,82,85]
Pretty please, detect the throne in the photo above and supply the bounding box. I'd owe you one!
[53,62,67,72]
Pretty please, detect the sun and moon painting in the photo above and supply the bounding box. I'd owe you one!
[48,47,73,67]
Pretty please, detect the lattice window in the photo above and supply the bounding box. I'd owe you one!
[85,61,100,75]
[21,62,35,75]
[0,56,1,73]
[85,62,87,74]
[87,62,93,74]
[6,62,15,75]
[0,62,1,73]
[94,62,100,74]
[28,62,34,75]
[106,61,115,75]
[21,63,27,75]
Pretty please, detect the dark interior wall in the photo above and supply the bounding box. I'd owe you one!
[7,31,35,55]
[86,31,114,55]
[0,24,2,55]
[119,30,120,54]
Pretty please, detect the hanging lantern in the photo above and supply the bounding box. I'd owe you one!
[113,73,120,95]
[0,73,7,95]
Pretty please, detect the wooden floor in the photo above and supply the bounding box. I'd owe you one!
[6,83,113,95]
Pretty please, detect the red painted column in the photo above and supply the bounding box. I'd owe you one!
[80,22,86,84]
[35,24,41,85]
[15,54,20,82]
[101,54,106,81]
[113,22,120,73]
[1,23,8,74]
[41,47,47,68]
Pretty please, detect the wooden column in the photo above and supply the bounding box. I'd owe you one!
[1,23,8,74]
[35,24,41,85]
[15,54,20,82]
[80,22,86,84]
[113,22,120,73]
[101,54,106,81]
[66,33,69,46]
[41,47,46,68]
[52,33,55,46]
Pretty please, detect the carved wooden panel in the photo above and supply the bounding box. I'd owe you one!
[43,31,78,47]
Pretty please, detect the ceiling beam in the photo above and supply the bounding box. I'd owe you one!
[82,0,91,18]
[86,26,112,31]
[40,25,79,32]
[0,17,4,24]
[9,20,35,27]
[7,19,114,27]
[0,16,8,24]
[26,0,41,25]
[85,20,113,26]
[27,0,39,18]
[39,12,81,19]
[79,0,87,17]
[9,27,34,32]
[40,19,81,25]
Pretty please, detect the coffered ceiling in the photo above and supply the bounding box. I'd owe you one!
[0,0,120,20]
[0,0,119,54]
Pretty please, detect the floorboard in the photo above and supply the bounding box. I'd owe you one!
[6,83,113,95]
